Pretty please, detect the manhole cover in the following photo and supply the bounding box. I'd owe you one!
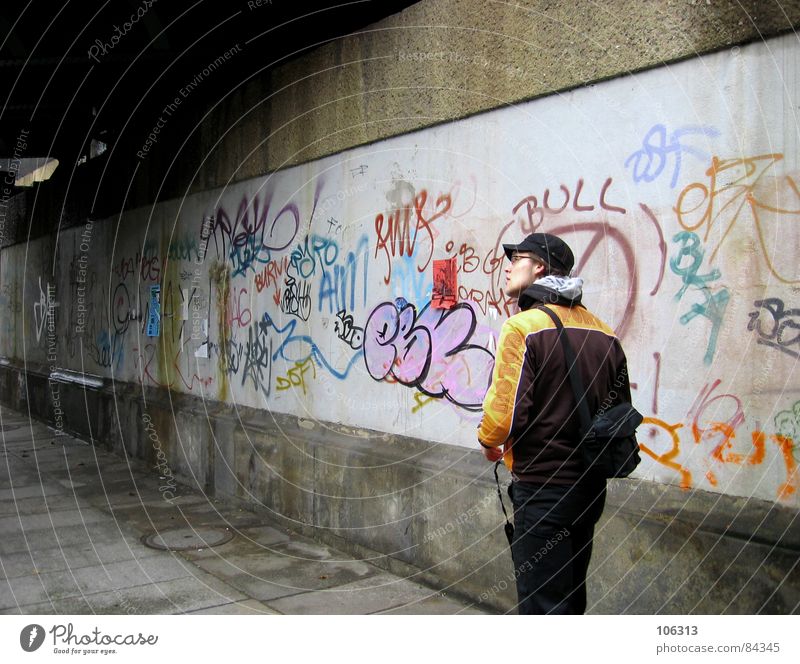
[0,424,21,432]
[142,526,234,551]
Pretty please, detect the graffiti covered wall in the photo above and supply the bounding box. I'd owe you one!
[2,34,798,506]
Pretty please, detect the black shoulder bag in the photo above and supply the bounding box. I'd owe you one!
[536,305,643,479]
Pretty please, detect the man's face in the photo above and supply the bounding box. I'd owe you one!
[504,253,545,298]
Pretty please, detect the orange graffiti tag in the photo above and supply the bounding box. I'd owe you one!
[692,424,797,500]
[675,153,800,283]
[698,424,764,487]
[772,434,799,499]
[639,417,692,490]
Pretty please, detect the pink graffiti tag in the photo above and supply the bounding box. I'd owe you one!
[363,300,494,411]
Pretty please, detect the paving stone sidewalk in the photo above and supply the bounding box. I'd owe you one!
[0,406,485,615]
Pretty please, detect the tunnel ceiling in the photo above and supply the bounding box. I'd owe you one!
[0,0,417,187]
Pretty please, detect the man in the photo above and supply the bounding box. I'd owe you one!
[478,232,632,614]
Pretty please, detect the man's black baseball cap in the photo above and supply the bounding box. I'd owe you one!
[502,232,574,273]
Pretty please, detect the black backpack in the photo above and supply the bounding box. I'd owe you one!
[536,305,642,478]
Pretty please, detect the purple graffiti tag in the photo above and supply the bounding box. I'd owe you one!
[205,182,326,276]
[625,124,720,188]
[363,299,494,410]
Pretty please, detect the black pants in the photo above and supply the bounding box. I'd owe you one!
[508,479,606,615]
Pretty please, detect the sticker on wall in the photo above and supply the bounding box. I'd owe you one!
[431,257,458,309]
[194,320,209,358]
[146,285,161,337]
[181,287,189,321]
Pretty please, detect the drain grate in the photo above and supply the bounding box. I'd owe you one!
[143,526,234,551]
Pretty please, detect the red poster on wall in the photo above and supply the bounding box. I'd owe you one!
[431,256,458,309]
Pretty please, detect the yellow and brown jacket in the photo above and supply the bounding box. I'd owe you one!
[478,281,631,484]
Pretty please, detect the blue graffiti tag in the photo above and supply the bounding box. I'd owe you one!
[92,329,125,370]
[261,312,363,381]
[318,235,370,314]
[670,230,730,365]
[390,252,432,308]
[625,124,720,188]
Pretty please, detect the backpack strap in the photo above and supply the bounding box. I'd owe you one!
[534,305,593,439]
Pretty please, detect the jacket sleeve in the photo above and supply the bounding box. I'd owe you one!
[478,319,527,447]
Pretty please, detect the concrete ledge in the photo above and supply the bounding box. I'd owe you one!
[190,0,800,192]
[2,363,797,614]
[595,479,799,614]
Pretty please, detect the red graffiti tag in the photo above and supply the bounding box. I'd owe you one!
[374,189,452,284]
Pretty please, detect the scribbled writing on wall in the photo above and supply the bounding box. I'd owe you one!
[166,236,202,263]
[281,236,323,320]
[112,242,162,282]
[625,124,719,188]
[134,340,213,392]
[363,299,494,410]
[639,379,798,500]
[638,417,692,489]
[511,177,627,233]
[281,276,312,321]
[326,217,343,235]
[290,233,338,280]
[33,277,58,344]
[317,235,369,315]
[334,309,364,350]
[525,220,641,338]
[775,400,800,462]
[254,256,289,304]
[686,379,745,460]
[669,231,729,365]
[390,253,432,309]
[225,286,252,330]
[675,153,800,283]
[211,337,243,377]
[241,319,273,403]
[441,238,509,318]
[276,358,316,395]
[280,234,370,318]
[444,240,501,277]
[90,330,124,370]
[503,181,642,336]
[261,312,362,382]
[374,189,452,284]
[747,298,800,359]
[205,191,309,276]
[111,282,136,338]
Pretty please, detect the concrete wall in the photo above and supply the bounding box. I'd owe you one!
[2,2,800,612]
[5,32,799,504]
[1,374,797,613]
[176,0,800,194]
[119,0,800,208]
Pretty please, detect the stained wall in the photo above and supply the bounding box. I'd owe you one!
[3,33,799,507]
[2,2,799,612]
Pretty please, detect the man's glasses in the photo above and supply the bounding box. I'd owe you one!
[509,254,534,264]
